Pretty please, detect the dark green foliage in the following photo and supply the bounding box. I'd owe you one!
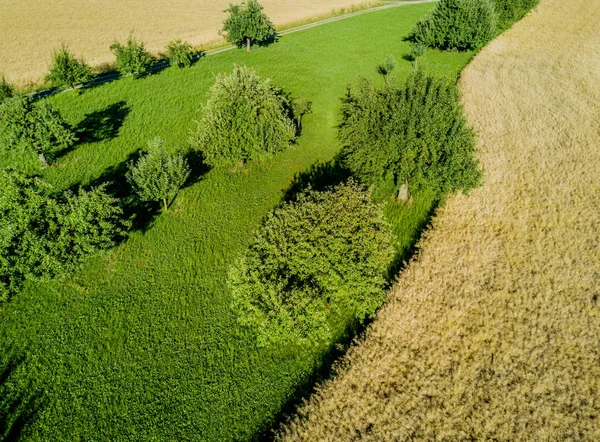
[110,34,154,77]
[0,170,129,300]
[493,0,539,30]
[230,180,394,348]
[0,95,76,167]
[411,0,498,50]
[340,70,481,200]
[409,41,426,62]
[45,44,93,89]
[221,0,275,51]
[191,65,296,168]
[0,76,15,104]
[127,137,191,211]
[377,55,397,84]
[166,39,193,68]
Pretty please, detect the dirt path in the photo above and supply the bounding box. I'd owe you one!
[278,0,600,439]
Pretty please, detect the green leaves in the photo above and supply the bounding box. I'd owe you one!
[0,95,76,167]
[166,39,193,68]
[110,34,154,77]
[191,65,296,168]
[0,170,129,300]
[229,180,394,348]
[340,70,482,201]
[45,44,93,90]
[410,0,498,51]
[221,0,275,50]
[127,137,190,211]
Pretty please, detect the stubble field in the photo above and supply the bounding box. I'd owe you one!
[0,0,376,86]
[278,0,600,439]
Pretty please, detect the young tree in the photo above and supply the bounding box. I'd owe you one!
[410,0,498,51]
[0,95,77,167]
[45,44,93,90]
[0,76,15,104]
[377,55,397,85]
[0,170,129,300]
[221,0,275,52]
[110,34,154,77]
[339,70,482,202]
[166,39,193,68]
[127,137,190,211]
[191,65,296,168]
[229,180,394,348]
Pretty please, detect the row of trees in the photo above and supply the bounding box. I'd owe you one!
[410,0,539,51]
[39,0,274,91]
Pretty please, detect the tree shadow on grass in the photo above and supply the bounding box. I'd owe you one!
[283,157,351,203]
[0,349,45,441]
[75,101,130,144]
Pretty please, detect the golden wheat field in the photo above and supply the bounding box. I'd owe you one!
[0,0,375,86]
[277,0,600,439]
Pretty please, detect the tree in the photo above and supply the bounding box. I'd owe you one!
[0,170,129,300]
[0,76,15,104]
[339,70,482,202]
[221,0,275,52]
[0,95,77,168]
[410,0,498,51]
[377,55,397,85]
[110,34,154,77]
[45,44,93,90]
[166,39,193,68]
[127,137,190,211]
[191,65,296,168]
[229,180,394,348]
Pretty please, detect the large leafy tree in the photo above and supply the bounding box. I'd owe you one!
[127,137,190,211]
[339,70,482,201]
[410,0,497,51]
[0,170,129,300]
[191,65,296,168]
[0,95,77,168]
[221,0,275,52]
[229,180,394,348]
[45,44,93,90]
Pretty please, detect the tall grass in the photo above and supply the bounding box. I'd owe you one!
[278,0,600,439]
[0,5,474,440]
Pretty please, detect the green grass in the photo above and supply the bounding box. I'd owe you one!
[0,4,473,440]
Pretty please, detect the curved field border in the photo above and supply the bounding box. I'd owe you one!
[278,0,600,439]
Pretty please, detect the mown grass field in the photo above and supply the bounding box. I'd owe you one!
[278,0,600,439]
[0,4,474,440]
[0,0,379,86]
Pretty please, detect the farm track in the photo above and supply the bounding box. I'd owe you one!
[278,0,600,439]
[31,0,438,99]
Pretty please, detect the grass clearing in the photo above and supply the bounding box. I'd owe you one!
[0,4,474,440]
[278,0,600,439]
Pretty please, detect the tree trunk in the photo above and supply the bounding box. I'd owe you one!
[37,147,48,168]
[163,198,168,212]
[246,37,251,52]
[397,181,409,203]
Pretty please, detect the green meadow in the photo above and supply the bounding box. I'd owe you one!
[1,4,473,440]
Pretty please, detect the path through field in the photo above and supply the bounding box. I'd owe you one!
[278,0,600,439]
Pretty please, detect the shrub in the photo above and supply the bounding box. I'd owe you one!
[340,70,482,201]
[127,137,190,211]
[0,76,15,104]
[45,44,93,90]
[166,39,193,68]
[410,0,498,51]
[229,180,394,348]
[0,95,77,168]
[0,170,129,300]
[221,0,275,51]
[493,0,539,30]
[191,65,296,168]
[110,34,154,77]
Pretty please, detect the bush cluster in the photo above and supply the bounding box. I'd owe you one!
[45,44,93,90]
[110,34,154,77]
[229,180,394,348]
[340,70,481,201]
[166,39,193,68]
[191,65,296,168]
[0,170,130,300]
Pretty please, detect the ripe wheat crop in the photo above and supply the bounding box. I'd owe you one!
[278,0,600,439]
